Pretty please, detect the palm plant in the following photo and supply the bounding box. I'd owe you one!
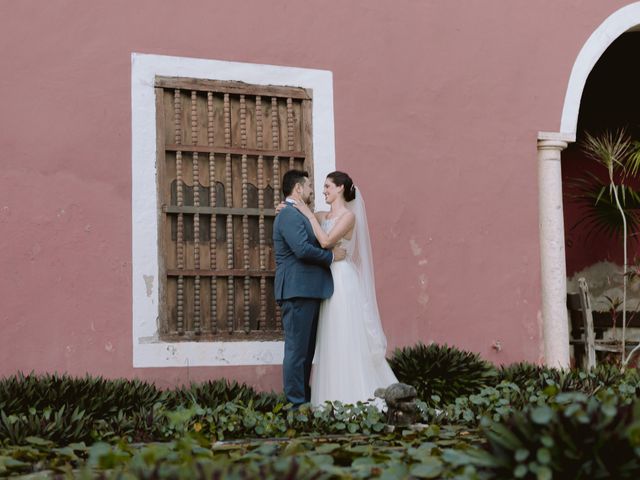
[577,129,640,365]
[568,172,640,242]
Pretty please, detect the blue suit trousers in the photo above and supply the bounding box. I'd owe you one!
[281,297,321,406]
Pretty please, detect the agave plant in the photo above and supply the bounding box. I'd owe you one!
[388,342,497,406]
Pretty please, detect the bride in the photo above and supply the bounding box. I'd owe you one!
[292,171,398,406]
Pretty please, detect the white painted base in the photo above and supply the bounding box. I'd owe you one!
[134,341,285,368]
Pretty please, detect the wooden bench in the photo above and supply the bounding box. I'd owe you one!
[567,278,640,368]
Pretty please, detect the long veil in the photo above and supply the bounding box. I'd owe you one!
[347,187,388,364]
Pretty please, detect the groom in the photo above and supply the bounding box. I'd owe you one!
[273,170,345,407]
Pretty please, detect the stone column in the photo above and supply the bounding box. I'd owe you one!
[538,133,570,368]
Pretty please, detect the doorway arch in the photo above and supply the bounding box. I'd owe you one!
[560,2,640,138]
[538,2,640,367]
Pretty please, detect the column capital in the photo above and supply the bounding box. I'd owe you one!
[538,131,575,143]
[537,131,573,152]
[537,138,568,152]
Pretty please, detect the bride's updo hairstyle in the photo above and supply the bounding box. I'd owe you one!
[327,171,356,202]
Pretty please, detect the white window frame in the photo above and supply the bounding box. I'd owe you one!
[131,53,335,367]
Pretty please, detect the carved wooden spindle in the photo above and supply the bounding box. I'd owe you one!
[273,157,280,208]
[224,93,234,333]
[302,98,314,215]
[175,89,185,335]
[242,155,250,333]
[177,151,185,335]
[174,89,182,144]
[256,96,266,331]
[287,97,295,170]
[191,91,201,334]
[271,96,281,329]
[240,95,251,333]
[207,91,217,334]
[240,94,247,148]
[271,97,280,152]
[271,97,281,205]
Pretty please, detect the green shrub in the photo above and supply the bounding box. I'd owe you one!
[388,342,497,405]
[432,382,529,427]
[0,373,385,445]
[531,365,634,396]
[0,373,162,417]
[2,350,638,453]
[0,405,95,445]
[165,379,282,412]
[157,400,387,441]
[482,392,640,479]
[42,425,485,479]
[494,362,551,388]
[0,373,166,444]
[495,363,639,395]
[0,373,285,445]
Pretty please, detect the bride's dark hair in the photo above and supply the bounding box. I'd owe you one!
[327,171,356,202]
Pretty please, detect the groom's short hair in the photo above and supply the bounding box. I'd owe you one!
[282,170,309,197]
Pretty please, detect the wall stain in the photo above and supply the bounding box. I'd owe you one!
[143,275,154,297]
[418,273,429,307]
[418,292,430,306]
[409,237,423,256]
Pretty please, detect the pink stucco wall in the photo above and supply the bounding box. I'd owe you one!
[0,0,635,390]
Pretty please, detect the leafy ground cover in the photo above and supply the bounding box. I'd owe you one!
[2,344,640,478]
[0,425,489,478]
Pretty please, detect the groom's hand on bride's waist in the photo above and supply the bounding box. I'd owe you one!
[332,247,346,262]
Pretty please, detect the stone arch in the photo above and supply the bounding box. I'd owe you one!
[560,2,640,138]
[539,2,640,367]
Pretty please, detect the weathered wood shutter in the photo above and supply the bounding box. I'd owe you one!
[155,76,313,341]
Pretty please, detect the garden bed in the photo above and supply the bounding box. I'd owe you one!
[2,343,640,478]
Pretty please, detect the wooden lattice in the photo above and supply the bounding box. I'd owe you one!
[155,77,313,341]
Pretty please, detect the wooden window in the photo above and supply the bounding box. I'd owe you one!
[155,76,313,341]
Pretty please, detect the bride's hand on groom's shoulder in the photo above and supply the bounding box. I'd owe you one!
[274,201,286,215]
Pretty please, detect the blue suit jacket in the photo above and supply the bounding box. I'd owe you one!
[273,205,333,301]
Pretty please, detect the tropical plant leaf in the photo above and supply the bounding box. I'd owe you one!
[582,129,634,176]
[565,172,640,242]
[629,140,640,178]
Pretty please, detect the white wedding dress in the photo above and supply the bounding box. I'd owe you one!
[310,191,398,406]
